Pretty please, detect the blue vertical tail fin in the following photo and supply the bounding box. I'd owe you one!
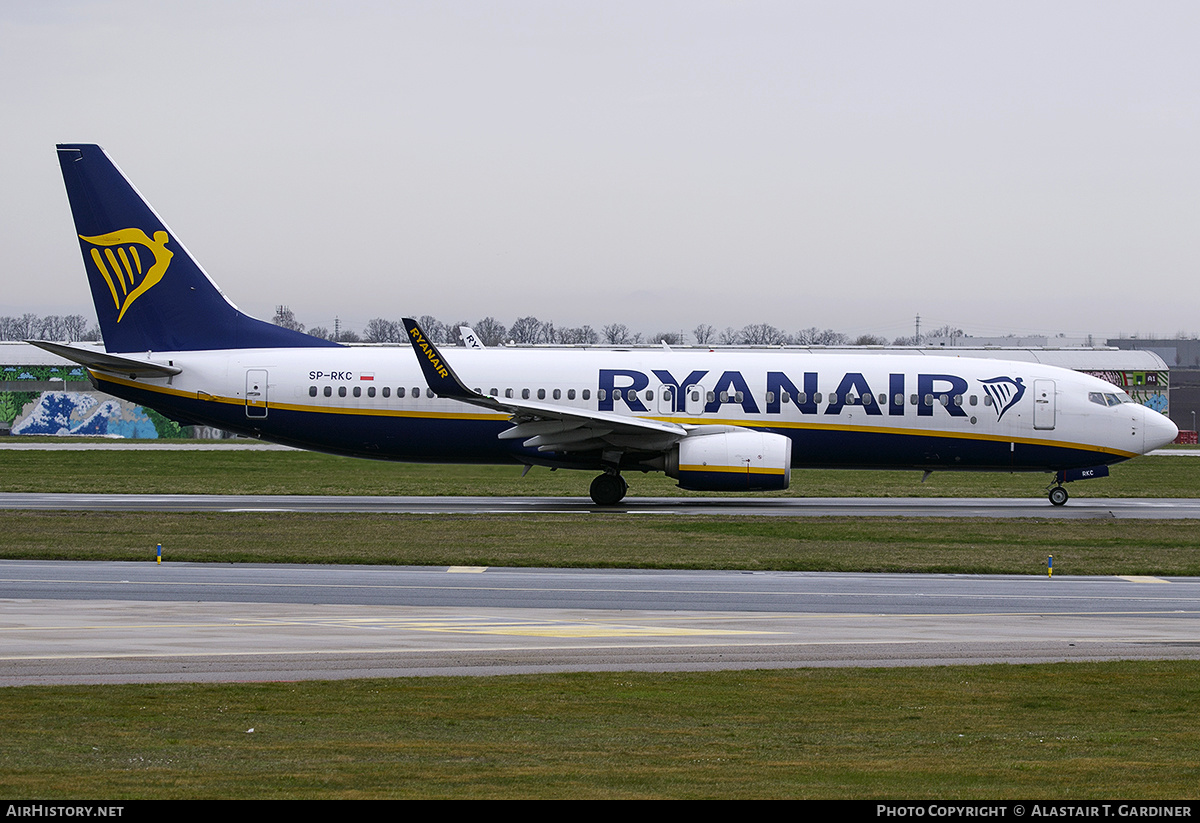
[56,143,337,353]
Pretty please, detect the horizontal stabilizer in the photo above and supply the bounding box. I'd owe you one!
[26,340,182,378]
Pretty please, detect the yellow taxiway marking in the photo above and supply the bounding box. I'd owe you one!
[1119,576,1172,584]
[241,615,765,637]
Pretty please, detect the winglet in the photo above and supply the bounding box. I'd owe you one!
[401,317,479,402]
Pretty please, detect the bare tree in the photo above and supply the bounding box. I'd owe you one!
[509,316,543,344]
[556,325,599,344]
[852,334,888,346]
[62,314,91,341]
[363,318,401,343]
[603,323,632,345]
[795,327,848,346]
[472,317,507,347]
[925,324,964,345]
[273,305,305,332]
[740,323,787,346]
[416,315,449,344]
[651,331,682,345]
[718,326,740,345]
[692,323,715,345]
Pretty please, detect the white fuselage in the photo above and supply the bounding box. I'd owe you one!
[88,345,1177,473]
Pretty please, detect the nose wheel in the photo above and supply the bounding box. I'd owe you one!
[1048,485,1069,506]
[589,473,628,506]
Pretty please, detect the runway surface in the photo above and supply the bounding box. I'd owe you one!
[3,560,1198,685]
[2,491,1199,517]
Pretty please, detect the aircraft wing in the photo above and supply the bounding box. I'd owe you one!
[402,318,686,453]
[26,340,183,378]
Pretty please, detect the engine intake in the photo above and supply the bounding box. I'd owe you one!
[666,430,792,492]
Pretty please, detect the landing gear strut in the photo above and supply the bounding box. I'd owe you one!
[1048,485,1069,507]
[589,473,628,506]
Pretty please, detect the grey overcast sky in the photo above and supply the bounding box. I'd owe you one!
[2,0,1197,341]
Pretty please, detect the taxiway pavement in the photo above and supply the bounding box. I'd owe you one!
[2,560,1198,685]
[1,491,1199,518]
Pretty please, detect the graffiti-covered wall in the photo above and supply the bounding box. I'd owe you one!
[1,358,187,438]
[1082,370,1170,414]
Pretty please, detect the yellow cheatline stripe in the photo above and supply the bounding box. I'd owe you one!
[647,414,1137,458]
[678,464,786,475]
[92,372,509,422]
[90,371,1137,457]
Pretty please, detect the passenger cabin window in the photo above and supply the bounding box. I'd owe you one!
[582,389,590,400]
[309,386,317,397]
[323,386,332,397]
[383,387,390,398]
[568,389,576,400]
[397,387,406,398]
[353,386,361,398]
[413,388,421,398]
[338,386,347,398]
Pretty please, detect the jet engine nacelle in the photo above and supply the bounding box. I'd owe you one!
[666,429,792,492]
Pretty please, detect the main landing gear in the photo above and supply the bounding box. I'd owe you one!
[589,473,628,506]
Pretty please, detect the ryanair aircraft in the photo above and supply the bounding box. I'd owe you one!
[41,144,1178,506]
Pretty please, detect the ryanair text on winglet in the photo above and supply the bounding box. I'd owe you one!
[408,326,450,378]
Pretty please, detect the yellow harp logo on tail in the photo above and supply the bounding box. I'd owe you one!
[79,229,173,322]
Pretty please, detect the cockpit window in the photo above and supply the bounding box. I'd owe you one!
[1089,392,1131,407]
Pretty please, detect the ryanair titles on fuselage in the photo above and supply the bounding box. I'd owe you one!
[304,364,1025,421]
[597,368,1023,419]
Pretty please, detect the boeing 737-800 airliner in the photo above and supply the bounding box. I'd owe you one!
[38,144,1178,505]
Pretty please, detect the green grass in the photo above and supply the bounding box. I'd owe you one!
[3,510,1200,575]
[0,449,1196,497]
[1,452,1198,575]
[2,448,1198,798]
[2,662,1197,798]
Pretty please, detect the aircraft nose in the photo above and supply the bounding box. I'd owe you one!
[1142,407,1179,453]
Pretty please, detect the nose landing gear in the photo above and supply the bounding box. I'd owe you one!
[1048,485,1069,506]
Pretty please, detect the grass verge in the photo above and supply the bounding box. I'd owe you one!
[0,451,1196,497]
[2,510,1200,575]
[2,662,1198,799]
